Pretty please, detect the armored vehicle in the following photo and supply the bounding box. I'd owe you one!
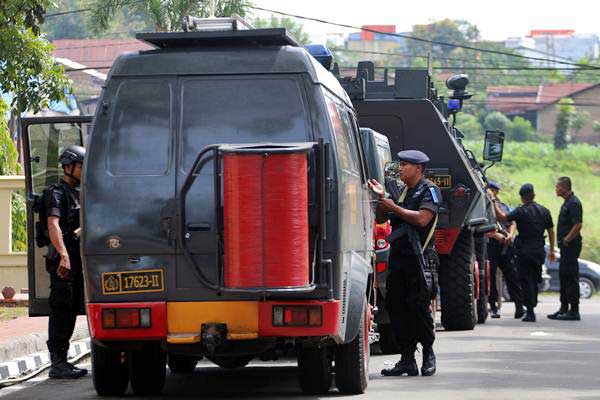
[22,21,376,396]
[337,62,503,340]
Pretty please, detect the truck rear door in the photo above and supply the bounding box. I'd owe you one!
[20,116,92,316]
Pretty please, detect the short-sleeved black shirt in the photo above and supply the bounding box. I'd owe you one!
[389,178,441,256]
[557,192,583,243]
[43,179,81,244]
[507,201,553,253]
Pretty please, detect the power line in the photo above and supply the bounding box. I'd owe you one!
[250,6,600,70]
[45,8,91,18]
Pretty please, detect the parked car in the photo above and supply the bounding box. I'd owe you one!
[544,246,600,299]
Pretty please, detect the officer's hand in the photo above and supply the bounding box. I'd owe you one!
[548,250,557,262]
[505,232,513,245]
[377,198,397,213]
[486,188,496,198]
[368,179,386,199]
[57,255,71,279]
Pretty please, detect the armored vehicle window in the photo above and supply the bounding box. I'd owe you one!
[180,77,309,173]
[107,80,171,175]
[325,94,360,175]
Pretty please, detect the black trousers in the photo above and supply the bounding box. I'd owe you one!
[559,240,582,306]
[488,242,523,309]
[46,255,84,354]
[515,251,544,311]
[386,253,435,356]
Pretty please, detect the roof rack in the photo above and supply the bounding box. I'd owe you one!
[182,14,253,32]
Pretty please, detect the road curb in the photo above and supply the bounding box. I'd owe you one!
[0,339,90,382]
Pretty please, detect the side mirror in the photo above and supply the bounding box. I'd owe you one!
[483,130,505,162]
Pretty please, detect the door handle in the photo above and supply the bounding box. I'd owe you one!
[187,222,211,231]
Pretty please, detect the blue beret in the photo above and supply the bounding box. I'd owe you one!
[487,181,501,191]
[519,183,534,196]
[396,150,430,164]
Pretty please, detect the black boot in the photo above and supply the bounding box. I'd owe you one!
[491,307,501,319]
[421,347,436,376]
[63,349,88,376]
[514,304,525,319]
[522,309,536,322]
[547,304,568,320]
[381,355,419,377]
[49,351,86,379]
[556,304,580,321]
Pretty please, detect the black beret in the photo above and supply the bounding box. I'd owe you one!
[519,183,534,196]
[487,181,501,191]
[396,150,430,164]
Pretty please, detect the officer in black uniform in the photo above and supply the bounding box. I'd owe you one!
[44,145,87,379]
[369,150,441,377]
[485,181,524,319]
[548,176,583,321]
[493,183,555,322]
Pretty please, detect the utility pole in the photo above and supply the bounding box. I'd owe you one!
[209,0,215,18]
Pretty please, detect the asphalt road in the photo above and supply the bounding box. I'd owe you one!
[1,296,599,400]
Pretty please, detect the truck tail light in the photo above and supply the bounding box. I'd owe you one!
[272,305,322,327]
[102,308,152,329]
[376,262,388,273]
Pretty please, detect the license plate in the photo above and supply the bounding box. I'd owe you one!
[102,269,164,295]
[429,174,451,189]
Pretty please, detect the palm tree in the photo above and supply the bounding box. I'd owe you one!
[89,0,253,32]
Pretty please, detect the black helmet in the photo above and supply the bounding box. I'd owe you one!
[59,145,86,165]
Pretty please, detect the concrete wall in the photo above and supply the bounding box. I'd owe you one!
[537,85,600,144]
[0,176,27,292]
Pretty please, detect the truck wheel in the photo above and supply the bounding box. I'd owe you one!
[211,356,252,369]
[92,342,129,397]
[298,347,332,394]
[335,300,369,394]
[168,354,198,373]
[439,228,477,331]
[474,233,489,324]
[377,323,401,354]
[129,342,166,396]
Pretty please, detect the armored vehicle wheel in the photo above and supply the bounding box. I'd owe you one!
[439,229,477,331]
[92,342,129,397]
[168,354,199,373]
[377,323,401,354]
[475,233,489,324]
[129,342,166,396]
[211,356,252,369]
[335,301,369,394]
[298,347,333,394]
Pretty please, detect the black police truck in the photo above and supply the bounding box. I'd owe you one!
[22,20,376,396]
[337,62,504,342]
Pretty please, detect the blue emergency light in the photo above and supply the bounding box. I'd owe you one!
[305,44,334,70]
[448,99,461,112]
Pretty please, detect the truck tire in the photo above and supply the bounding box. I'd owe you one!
[335,300,369,394]
[168,354,198,373]
[92,342,129,397]
[474,233,489,324]
[298,347,333,394]
[129,342,166,396]
[439,228,477,331]
[377,323,401,354]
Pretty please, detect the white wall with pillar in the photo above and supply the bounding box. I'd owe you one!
[0,176,28,292]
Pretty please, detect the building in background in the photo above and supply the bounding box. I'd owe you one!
[505,30,599,62]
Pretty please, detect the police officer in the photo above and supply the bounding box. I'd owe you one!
[493,184,555,322]
[485,181,524,319]
[368,150,441,377]
[44,145,87,379]
[548,176,583,321]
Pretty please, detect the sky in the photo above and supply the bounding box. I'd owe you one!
[253,0,600,43]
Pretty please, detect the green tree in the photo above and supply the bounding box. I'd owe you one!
[593,120,600,134]
[1,0,70,113]
[508,116,537,142]
[554,98,575,150]
[483,111,511,133]
[455,113,483,140]
[570,109,590,140]
[409,19,480,61]
[254,15,310,44]
[89,0,253,32]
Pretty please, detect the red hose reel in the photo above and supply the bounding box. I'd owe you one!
[223,151,309,288]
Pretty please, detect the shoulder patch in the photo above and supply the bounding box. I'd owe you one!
[429,187,440,204]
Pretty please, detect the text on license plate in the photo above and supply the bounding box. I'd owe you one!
[430,175,452,189]
[102,269,164,295]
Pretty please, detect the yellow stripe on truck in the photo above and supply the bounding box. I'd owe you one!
[166,301,259,343]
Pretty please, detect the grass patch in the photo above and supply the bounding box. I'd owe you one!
[464,140,600,263]
[0,307,28,322]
